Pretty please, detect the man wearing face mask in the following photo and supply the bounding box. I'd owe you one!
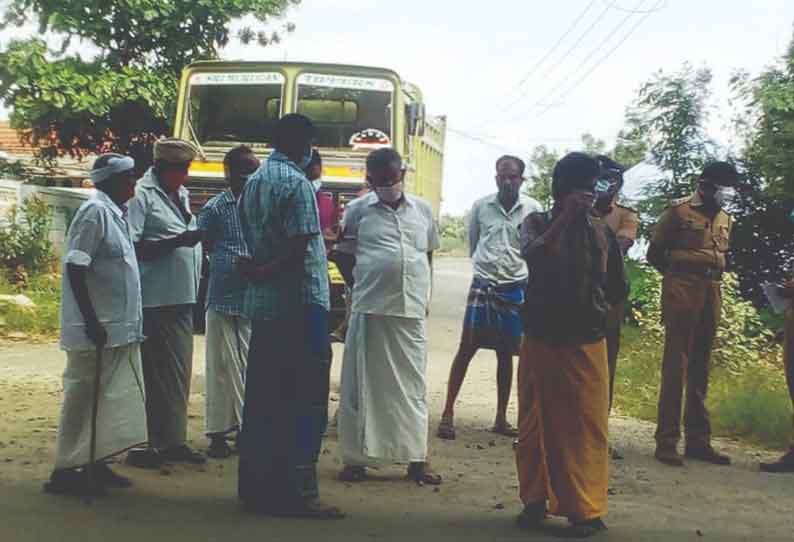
[335,148,442,485]
[594,156,639,461]
[647,161,739,467]
[126,138,205,469]
[437,156,542,441]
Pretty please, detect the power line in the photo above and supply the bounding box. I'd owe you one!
[497,0,617,117]
[605,0,667,14]
[498,0,599,112]
[524,0,648,117]
[535,0,663,119]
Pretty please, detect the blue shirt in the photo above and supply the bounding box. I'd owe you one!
[239,151,330,321]
[198,190,250,316]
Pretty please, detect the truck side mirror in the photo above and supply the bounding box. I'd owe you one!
[406,103,426,137]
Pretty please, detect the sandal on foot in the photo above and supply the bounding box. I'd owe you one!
[436,419,456,440]
[207,439,233,459]
[338,465,367,482]
[516,501,547,530]
[43,468,107,497]
[567,518,608,538]
[407,462,442,486]
[491,422,519,438]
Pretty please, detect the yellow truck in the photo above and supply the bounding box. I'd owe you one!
[172,61,446,327]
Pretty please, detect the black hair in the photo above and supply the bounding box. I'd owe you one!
[273,114,315,155]
[552,152,600,201]
[700,161,738,187]
[307,149,322,169]
[496,155,526,176]
[595,154,626,187]
[366,148,402,171]
[224,145,255,169]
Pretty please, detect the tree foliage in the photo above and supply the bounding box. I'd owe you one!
[632,266,776,375]
[629,65,716,224]
[525,144,558,209]
[0,1,299,166]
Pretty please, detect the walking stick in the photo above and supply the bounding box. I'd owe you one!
[85,344,103,505]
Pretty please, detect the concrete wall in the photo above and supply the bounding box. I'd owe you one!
[0,179,93,257]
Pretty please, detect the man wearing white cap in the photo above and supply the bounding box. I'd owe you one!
[45,154,147,496]
[126,138,205,467]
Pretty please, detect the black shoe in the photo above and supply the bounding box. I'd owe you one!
[207,438,233,459]
[43,468,107,497]
[760,450,794,473]
[655,448,685,467]
[125,448,164,469]
[96,463,133,488]
[685,445,731,465]
[161,444,207,465]
[609,445,624,461]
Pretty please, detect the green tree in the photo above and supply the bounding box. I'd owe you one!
[525,144,559,209]
[580,132,606,155]
[0,1,298,165]
[629,65,716,225]
[728,31,794,303]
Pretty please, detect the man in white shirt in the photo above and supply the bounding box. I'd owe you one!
[126,139,205,468]
[45,154,147,497]
[335,148,442,484]
[437,156,542,441]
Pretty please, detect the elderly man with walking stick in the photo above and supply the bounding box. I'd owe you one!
[44,153,147,497]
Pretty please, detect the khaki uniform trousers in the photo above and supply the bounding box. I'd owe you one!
[655,272,721,451]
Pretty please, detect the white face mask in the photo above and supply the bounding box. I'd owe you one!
[312,179,322,193]
[375,182,404,203]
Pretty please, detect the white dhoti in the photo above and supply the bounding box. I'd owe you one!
[338,313,429,466]
[54,343,147,470]
[205,309,251,436]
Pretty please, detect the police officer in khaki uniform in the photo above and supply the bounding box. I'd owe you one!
[647,162,739,467]
[594,156,639,461]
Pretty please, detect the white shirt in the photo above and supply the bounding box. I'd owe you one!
[60,190,144,351]
[468,194,542,285]
[127,168,202,308]
[340,192,440,319]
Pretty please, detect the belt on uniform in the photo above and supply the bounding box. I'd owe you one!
[668,262,723,281]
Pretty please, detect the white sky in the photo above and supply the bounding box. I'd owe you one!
[3,0,794,214]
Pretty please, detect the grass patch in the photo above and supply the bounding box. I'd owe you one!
[0,272,61,340]
[616,324,793,450]
[439,234,467,257]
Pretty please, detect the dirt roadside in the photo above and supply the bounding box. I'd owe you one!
[0,259,792,541]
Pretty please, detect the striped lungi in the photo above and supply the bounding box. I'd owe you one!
[461,277,526,354]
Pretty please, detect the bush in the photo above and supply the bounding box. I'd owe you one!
[0,195,54,283]
[0,271,60,339]
[630,264,777,374]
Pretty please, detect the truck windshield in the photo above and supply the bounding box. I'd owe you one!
[187,72,284,145]
[296,73,394,149]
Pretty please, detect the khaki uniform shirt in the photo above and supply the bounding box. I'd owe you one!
[647,193,732,273]
[602,198,639,242]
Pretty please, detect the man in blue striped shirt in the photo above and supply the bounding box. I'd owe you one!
[236,114,343,520]
[198,146,258,459]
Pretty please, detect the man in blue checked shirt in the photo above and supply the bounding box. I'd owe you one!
[236,114,343,520]
[198,146,259,459]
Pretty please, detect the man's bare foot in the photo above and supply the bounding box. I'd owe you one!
[437,417,456,440]
[407,462,442,486]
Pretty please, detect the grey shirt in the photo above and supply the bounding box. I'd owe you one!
[468,193,542,285]
[127,168,202,309]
